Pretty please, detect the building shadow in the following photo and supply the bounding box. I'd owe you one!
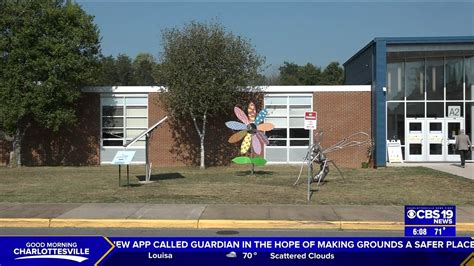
[166,94,264,167]
[135,172,185,182]
[235,170,274,176]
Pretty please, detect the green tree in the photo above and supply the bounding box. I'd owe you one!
[115,54,135,85]
[0,0,101,166]
[278,62,321,85]
[133,53,157,85]
[321,62,344,85]
[97,55,119,85]
[299,63,321,85]
[159,21,265,169]
[278,62,301,85]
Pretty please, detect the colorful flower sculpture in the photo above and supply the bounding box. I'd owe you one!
[225,102,274,167]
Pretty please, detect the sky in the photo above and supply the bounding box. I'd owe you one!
[78,1,474,75]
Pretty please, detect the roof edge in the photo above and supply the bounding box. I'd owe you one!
[344,36,474,66]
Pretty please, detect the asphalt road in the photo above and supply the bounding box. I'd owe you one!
[2,228,472,237]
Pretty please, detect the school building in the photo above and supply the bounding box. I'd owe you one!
[0,36,473,167]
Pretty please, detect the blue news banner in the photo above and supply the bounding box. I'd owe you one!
[405,205,457,237]
[0,206,472,265]
[0,237,473,265]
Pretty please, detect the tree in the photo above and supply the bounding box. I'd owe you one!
[133,53,157,86]
[278,62,322,85]
[159,21,265,169]
[321,62,344,85]
[97,56,119,85]
[115,54,135,85]
[299,63,322,85]
[0,0,101,166]
[278,62,301,85]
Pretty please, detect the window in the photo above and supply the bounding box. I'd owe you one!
[387,61,404,100]
[465,56,474,100]
[405,59,425,100]
[426,58,444,100]
[101,95,148,147]
[387,102,405,144]
[264,95,312,163]
[446,57,463,100]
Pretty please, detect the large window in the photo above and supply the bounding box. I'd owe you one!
[387,102,405,145]
[100,94,148,163]
[446,57,463,100]
[265,95,312,163]
[426,58,444,100]
[386,55,474,163]
[466,57,474,100]
[387,62,404,100]
[405,59,425,100]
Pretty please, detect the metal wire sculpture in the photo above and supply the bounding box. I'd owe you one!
[293,131,371,201]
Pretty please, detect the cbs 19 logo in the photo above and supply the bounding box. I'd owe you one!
[407,209,454,223]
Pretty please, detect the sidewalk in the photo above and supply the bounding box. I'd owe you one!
[388,162,474,180]
[0,203,473,231]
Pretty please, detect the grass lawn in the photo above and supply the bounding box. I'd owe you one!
[0,165,472,205]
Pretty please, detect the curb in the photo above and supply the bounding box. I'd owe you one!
[198,220,341,230]
[0,218,473,231]
[0,218,50,228]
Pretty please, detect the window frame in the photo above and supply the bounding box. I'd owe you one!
[264,94,313,163]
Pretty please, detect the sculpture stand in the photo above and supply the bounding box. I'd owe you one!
[294,131,370,201]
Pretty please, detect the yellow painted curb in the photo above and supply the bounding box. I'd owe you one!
[49,219,198,229]
[341,221,405,231]
[455,223,474,232]
[198,220,341,230]
[0,218,50,228]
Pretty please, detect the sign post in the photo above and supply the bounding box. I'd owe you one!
[111,151,136,186]
[304,112,317,201]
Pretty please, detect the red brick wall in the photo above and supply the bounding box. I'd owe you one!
[0,93,100,166]
[147,92,263,167]
[0,91,371,168]
[313,91,372,168]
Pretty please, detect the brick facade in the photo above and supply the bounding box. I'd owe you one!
[313,91,372,168]
[0,93,100,166]
[147,93,261,167]
[1,90,371,168]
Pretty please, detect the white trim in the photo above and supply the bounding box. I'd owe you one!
[259,85,371,92]
[101,161,146,165]
[84,85,371,93]
[83,86,164,93]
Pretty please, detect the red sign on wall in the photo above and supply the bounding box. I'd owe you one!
[304,112,317,130]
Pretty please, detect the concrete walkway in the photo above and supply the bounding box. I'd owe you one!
[0,203,473,231]
[388,162,474,180]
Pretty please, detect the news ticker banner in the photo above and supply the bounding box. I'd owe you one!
[0,237,473,266]
[405,205,456,237]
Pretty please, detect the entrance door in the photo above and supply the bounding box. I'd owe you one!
[406,119,424,161]
[445,120,463,161]
[426,120,444,161]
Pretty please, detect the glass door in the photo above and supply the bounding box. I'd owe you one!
[426,120,444,161]
[406,119,425,161]
[445,119,464,161]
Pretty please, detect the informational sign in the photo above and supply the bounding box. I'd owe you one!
[405,206,456,237]
[111,151,136,165]
[304,112,317,130]
[447,106,461,118]
[386,140,403,163]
